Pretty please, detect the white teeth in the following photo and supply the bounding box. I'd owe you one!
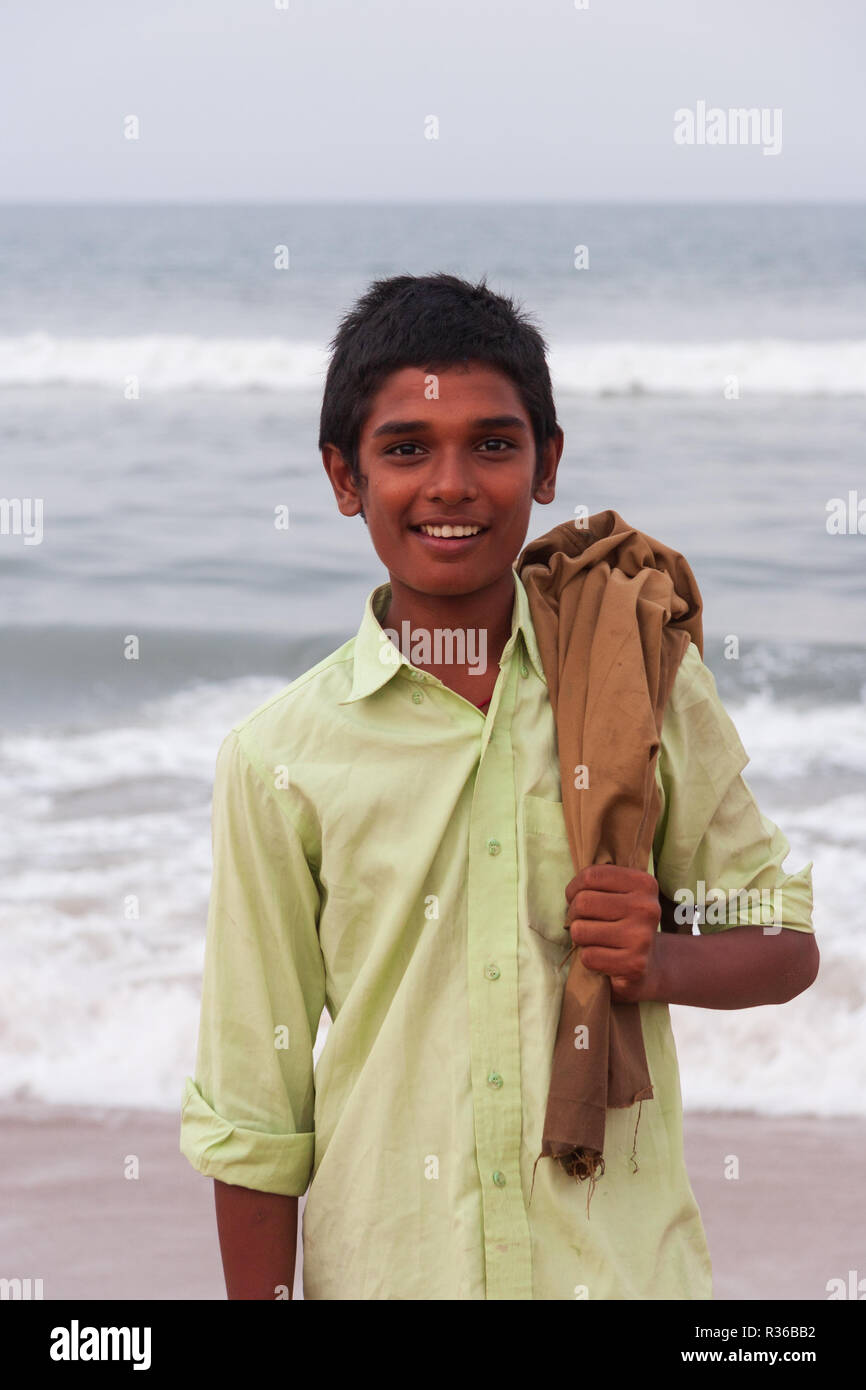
[419,524,482,538]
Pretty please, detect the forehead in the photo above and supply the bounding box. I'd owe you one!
[360,362,527,433]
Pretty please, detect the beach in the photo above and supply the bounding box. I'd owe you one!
[1,201,863,1304]
[2,1100,862,1301]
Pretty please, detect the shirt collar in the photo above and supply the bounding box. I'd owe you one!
[339,566,547,706]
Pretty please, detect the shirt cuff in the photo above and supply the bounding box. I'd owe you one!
[179,1076,315,1196]
[698,860,815,934]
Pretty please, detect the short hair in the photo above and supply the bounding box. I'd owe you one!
[318,272,560,496]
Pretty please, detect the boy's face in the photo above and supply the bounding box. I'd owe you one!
[322,361,562,600]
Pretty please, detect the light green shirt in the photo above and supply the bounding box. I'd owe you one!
[180,567,814,1300]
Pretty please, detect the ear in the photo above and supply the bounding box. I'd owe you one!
[322,443,364,518]
[533,427,564,506]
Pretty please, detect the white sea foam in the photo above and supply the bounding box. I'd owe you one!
[723,694,866,777]
[1,333,864,394]
[0,675,860,1114]
[551,339,866,396]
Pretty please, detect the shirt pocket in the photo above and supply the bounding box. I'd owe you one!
[521,794,577,949]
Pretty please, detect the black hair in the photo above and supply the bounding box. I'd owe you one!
[318,272,560,511]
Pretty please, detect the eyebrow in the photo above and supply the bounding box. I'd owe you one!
[371,415,529,439]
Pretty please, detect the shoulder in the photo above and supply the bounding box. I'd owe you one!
[667,638,715,712]
[660,639,750,789]
[221,634,357,772]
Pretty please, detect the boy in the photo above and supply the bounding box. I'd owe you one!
[180,273,818,1300]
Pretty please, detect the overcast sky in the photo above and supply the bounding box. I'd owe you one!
[1,0,863,202]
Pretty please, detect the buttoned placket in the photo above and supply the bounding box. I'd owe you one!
[389,610,536,1298]
[464,635,534,1300]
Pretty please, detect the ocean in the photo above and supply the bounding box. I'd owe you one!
[1,201,864,1117]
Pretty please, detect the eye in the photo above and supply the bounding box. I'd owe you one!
[384,437,516,457]
[384,442,424,457]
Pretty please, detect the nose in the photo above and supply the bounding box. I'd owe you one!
[424,446,479,503]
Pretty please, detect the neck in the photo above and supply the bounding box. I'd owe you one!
[383,570,516,674]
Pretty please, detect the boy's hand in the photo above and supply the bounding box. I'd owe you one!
[564,864,662,1003]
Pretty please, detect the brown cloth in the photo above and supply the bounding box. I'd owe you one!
[515,509,703,1186]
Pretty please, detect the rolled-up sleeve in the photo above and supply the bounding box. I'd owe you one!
[180,727,325,1195]
[652,641,814,936]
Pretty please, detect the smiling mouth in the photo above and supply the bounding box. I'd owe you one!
[410,523,489,539]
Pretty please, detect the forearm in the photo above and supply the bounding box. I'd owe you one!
[214,1179,298,1300]
[643,924,819,1008]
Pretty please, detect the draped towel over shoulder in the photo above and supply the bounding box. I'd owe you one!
[515,509,704,1184]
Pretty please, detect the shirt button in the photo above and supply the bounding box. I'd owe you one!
[484,964,500,981]
[412,689,423,704]
[411,669,424,680]
[487,838,501,855]
[492,1170,506,1187]
[487,1071,503,1089]
[520,663,529,678]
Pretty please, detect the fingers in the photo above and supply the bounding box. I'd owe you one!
[568,920,655,987]
[568,919,632,946]
[566,891,660,933]
[566,888,629,922]
[577,938,653,989]
[578,945,639,976]
[565,864,656,902]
